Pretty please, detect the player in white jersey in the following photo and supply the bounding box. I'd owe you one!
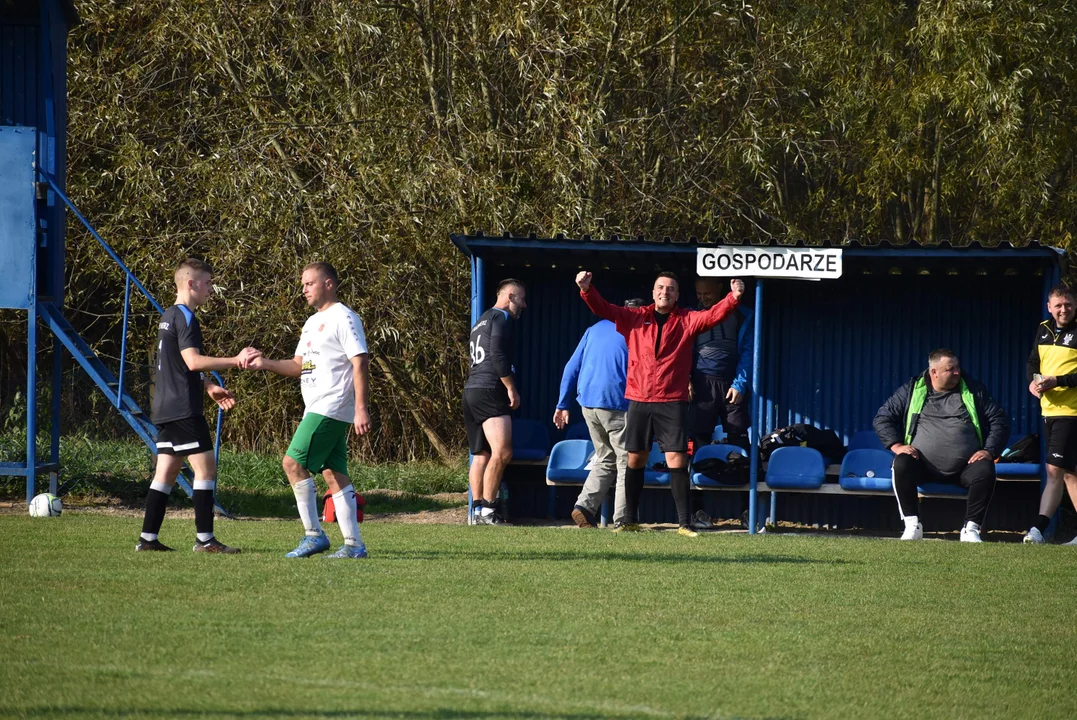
[250,262,372,558]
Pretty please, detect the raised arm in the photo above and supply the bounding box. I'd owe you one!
[576,271,636,325]
[686,279,744,335]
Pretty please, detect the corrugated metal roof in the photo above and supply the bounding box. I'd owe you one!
[451,231,1065,256]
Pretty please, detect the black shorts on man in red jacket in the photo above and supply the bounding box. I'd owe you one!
[576,270,744,534]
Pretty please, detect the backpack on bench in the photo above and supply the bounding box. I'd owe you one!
[759,424,845,462]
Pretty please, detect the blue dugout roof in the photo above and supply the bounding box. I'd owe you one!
[451,231,1065,260]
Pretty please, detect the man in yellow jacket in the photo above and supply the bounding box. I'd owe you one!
[1025,284,1077,545]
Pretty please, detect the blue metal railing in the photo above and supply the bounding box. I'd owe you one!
[37,170,226,467]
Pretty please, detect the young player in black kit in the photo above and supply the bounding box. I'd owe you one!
[464,279,527,525]
[136,258,260,553]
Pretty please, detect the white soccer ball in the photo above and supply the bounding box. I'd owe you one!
[28,493,62,517]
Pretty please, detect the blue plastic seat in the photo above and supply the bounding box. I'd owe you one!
[838,449,894,492]
[545,439,594,483]
[848,430,887,453]
[511,418,551,462]
[691,444,749,488]
[564,421,591,441]
[917,482,968,496]
[644,442,671,486]
[764,447,826,489]
[995,432,1041,476]
[994,462,1040,477]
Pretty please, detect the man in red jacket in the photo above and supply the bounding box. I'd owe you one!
[576,270,744,534]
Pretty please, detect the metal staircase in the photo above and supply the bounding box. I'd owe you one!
[37,170,227,511]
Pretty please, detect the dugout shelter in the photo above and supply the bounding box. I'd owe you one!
[450,231,1065,534]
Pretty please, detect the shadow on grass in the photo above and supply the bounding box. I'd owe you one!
[377,547,853,566]
[219,490,464,519]
[19,708,790,720]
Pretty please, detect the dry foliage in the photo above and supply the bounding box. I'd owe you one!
[5,0,1076,459]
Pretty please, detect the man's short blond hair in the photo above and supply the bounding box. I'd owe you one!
[303,261,339,286]
[174,258,213,286]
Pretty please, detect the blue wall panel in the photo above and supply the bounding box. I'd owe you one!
[2,7,69,303]
[474,256,1051,448]
[0,23,38,127]
[765,266,1046,444]
[476,265,707,437]
[0,127,37,309]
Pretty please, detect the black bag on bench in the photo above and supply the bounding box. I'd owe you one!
[693,452,751,485]
[759,424,846,462]
[1000,434,1040,463]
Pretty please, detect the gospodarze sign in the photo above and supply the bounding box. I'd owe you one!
[696,246,842,279]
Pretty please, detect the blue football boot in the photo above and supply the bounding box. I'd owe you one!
[286,531,331,558]
[327,543,368,559]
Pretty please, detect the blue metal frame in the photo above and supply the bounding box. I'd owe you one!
[26,298,38,504]
[466,255,484,522]
[33,170,228,509]
[1041,265,1063,538]
[748,281,764,534]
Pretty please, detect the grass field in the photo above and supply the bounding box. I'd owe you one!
[0,431,468,517]
[1,515,1075,719]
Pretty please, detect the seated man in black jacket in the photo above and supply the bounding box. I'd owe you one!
[874,349,1009,542]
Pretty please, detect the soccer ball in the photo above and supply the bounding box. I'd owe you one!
[28,493,62,517]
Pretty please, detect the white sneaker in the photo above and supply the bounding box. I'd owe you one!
[693,510,714,529]
[1023,527,1045,544]
[959,521,983,543]
[1062,536,1077,546]
[900,521,923,540]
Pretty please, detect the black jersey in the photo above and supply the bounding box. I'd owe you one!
[152,304,205,424]
[465,307,516,389]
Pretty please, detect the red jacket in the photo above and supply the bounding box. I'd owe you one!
[580,286,740,402]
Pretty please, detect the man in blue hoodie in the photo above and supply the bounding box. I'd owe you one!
[690,276,753,527]
[690,276,753,448]
[553,299,643,528]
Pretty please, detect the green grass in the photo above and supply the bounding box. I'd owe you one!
[0,431,467,517]
[1,516,1075,719]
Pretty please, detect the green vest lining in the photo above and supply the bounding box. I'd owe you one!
[903,377,982,447]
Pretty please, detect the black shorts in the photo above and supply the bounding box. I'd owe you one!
[156,415,214,456]
[1044,417,1077,472]
[463,387,511,455]
[625,401,689,454]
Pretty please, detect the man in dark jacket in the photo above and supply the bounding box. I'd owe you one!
[874,348,1009,542]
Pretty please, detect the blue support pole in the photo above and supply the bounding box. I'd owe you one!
[116,275,132,408]
[466,255,480,523]
[1042,267,1059,538]
[49,338,61,494]
[214,408,224,469]
[26,304,37,504]
[748,280,764,534]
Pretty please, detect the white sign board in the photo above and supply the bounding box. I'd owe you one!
[696,246,843,279]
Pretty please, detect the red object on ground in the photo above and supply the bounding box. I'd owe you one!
[322,490,365,523]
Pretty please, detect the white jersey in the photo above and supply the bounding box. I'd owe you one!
[295,302,369,423]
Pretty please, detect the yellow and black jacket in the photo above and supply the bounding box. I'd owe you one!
[1027,320,1077,417]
